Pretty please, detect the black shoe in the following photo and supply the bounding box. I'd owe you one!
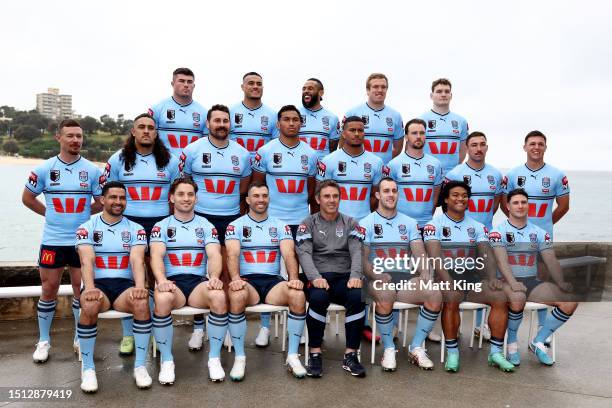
[306,353,323,378]
[342,352,366,377]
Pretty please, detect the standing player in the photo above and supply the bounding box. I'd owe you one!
[149,67,208,157]
[299,78,340,159]
[423,181,515,372]
[387,118,443,229]
[343,73,403,164]
[225,182,308,380]
[150,178,228,384]
[230,72,278,162]
[361,178,442,371]
[501,130,570,329]
[76,181,151,392]
[251,105,318,237]
[104,113,180,355]
[22,119,102,363]
[420,78,469,175]
[490,188,577,366]
[180,104,252,349]
[316,116,384,220]
[296,180,367,378]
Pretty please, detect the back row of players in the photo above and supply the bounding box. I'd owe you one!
[22,68,573,393]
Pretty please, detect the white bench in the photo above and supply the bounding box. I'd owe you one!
[559,256,606,289]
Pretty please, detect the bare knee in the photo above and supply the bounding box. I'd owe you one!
[208,290,227,313]
[288,290,306,313]
[131,297,150,319]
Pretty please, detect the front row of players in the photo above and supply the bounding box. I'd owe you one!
[73,177,576,392]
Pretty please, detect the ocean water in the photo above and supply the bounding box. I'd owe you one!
[1,163,611,262]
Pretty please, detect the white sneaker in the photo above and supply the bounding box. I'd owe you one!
[80,369,98,393]
[230,356,246,381]
[33,341,50,363]
[408,346,434,370]
[381,348,397,372]
[427,332,442,342]
[158,361,175,385]
[188,329,204,351]
[255,327,270,347]
[208,357,225,382]
[474,324,491,340]
[286,353,307,378]
[133,366,152,389]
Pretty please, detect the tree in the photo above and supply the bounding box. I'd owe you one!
[2,139,19,154]
[80,116,99,135]
[100,114,117,135]
[14,125,41,142]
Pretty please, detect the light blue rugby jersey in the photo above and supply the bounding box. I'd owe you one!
[150,215,219,278]
[76,214,147,280]
[445,162,503,230]
[252,138,317,225]
[316,148,383,220]
[230,102,278,161]
[489,219,552,278]
[104,151,180,218]
[343,103,403,164]
[298,105,339,160]
[386,152,443,227]
[26,156,102,246]
[502,163,569,239]
[149,97,208,158]
[360,211,421,273]
[420,110,469,175]
[225,214,293,276]
[180,137,251,216]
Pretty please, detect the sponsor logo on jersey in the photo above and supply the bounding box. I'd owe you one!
[427,120,436,130]
[226,225,235,236]
[167,227,176,239]
[517,176,526,187]
[361,115,369,126]
[487,175,495,185]
[402,163,410,175]
[167,109,175,120]
[243,226,252,238]
[322,116,330,128]
[28,172,38,188]
[442,227,451,238]
[423,224,436,236]
[150,226,161,239]
[317,160,326,178]
[488,231,502,242]
[467,227,475,238]
[79,171,88,182]
[193,112,200,122]
[427,165,434,175]
[261,116,269,128]
[273,153,282,165]
[386,117,393,127]
[284,225,292,235]
[338,161,346,173]
[382,165,390,177]
[76,228,88,240]
[93,231,103,244]
[121,230,131,243]
[297,224,307,234]
[301,155,308,166]
[529,232,537,243]
[235,113,243,125]
[451,120,458,129]
[561,176,569,190]
[254,153,262,168]
[195,227,204,238]
[336,227,344,238]
[398,224,407,235]
[212,228,218,240]
[544,232,551,243]
[374,224,383,236]
[202,153,211,165]
[542,177,550,188]
[136,229,146,241]
[463,175,471,186]
[269,227,277,238]
[231,155,239,166]
[300,115,306,126]
[364,162,371,173]
[506,232,515,243]
[50,170,60,182]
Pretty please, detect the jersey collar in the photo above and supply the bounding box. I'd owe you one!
[247,214,268,223]
[303,106,323,113]
[173,215,195,224]
[465,162,486,172]
[444,212,465,224]
[207,136,230,150]
[56,155,82,166]
[171,96,193,108]
[375,210,398,221]
[341,147,365,158]
[365,102,385,112]
[430,109,450,117]
[524,163,546,173]
[404,151,424,161]
[241,101,263,111]
[279,138,301,150]
[507,219,527,230]
[100,214,123,227]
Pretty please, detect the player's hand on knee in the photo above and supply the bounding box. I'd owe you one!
[510,281,527,293]
[288,279,303,290]
[83,287,103,302]
[130,287,149,301]
[312,278,329,290]
[487,278,503,291]
[558,281,573,293]
[380,273,392,283]
[207,277,224,290]
[229,279,246,291]
[157,280,175,293]
[347,278,363,289]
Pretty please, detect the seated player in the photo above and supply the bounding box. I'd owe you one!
[149,177,228,384]
[490,188,577,366]
[361,178,442,371]
[225,182,308,380]
[423,181,515,372]
[76,181,152,392]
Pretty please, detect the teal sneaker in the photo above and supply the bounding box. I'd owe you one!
[529,341,554,366]
[488,352,515,372]
[445,352,460,372]
[506,342,520,366]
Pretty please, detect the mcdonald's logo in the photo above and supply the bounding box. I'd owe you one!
[40,249,56,265]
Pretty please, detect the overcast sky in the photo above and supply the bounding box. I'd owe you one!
[2,0,611,171]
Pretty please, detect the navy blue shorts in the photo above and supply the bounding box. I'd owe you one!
[195,212,240,245]
[38,245,81,268]
[242,274,285,303]
[93,278,134,307]
[125,215,166,242]
[288,224,299,240]
[516,276,541,297]
[170,273,208,300]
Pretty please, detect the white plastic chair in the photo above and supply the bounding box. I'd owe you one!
[224,304,289,352]
[439,302,489,363]
[370,301,420,364]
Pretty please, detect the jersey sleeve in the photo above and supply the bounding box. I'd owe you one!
[329,115,340,141]
[538,228,553,252]
[476,222,488,243]
[132,222,148,247]
[91,166,103,197]
[360,216,373,246]
[487,227,505,248]
[225,219,241,242]
[316,155,331,181]
[408,219,422,242]
[252,148,267,173]
[372,158,384,185]
[280,222,293,241]
[502,171,514,194]
[393,112,404,141]
[555,172,570,197]
[204,219,220,245]
[168,155,181,182]
[422,219,440,242]
[75,221,93,247]
[308,152,318,177]
[433,160,443,186]
[25,162,47,195]
[241,150,252,178]
[494,168,503,195]
[460,118,469,142]
[149,220,166,244]
[179,145,194,175]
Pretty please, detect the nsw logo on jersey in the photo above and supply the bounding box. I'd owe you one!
[374,224,383,236]
[269,227,277,238]
[442,227,451,238]
[506,232,515,243]
[273,153,282,165]
[423,224,436,237]
[28,172,38,188]
[203,153,212,165]
[463,175,471,186]
[151,226,161,239]
[121,230,131,243]
[79,171,88,182]
[226,225,236,236]
[195,227,204,238]
[137,229,146,241]
[427,120,436,130]
[76,228,88,241]
[488,231,502,242]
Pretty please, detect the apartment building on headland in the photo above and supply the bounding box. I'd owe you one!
[36,88,73,119]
